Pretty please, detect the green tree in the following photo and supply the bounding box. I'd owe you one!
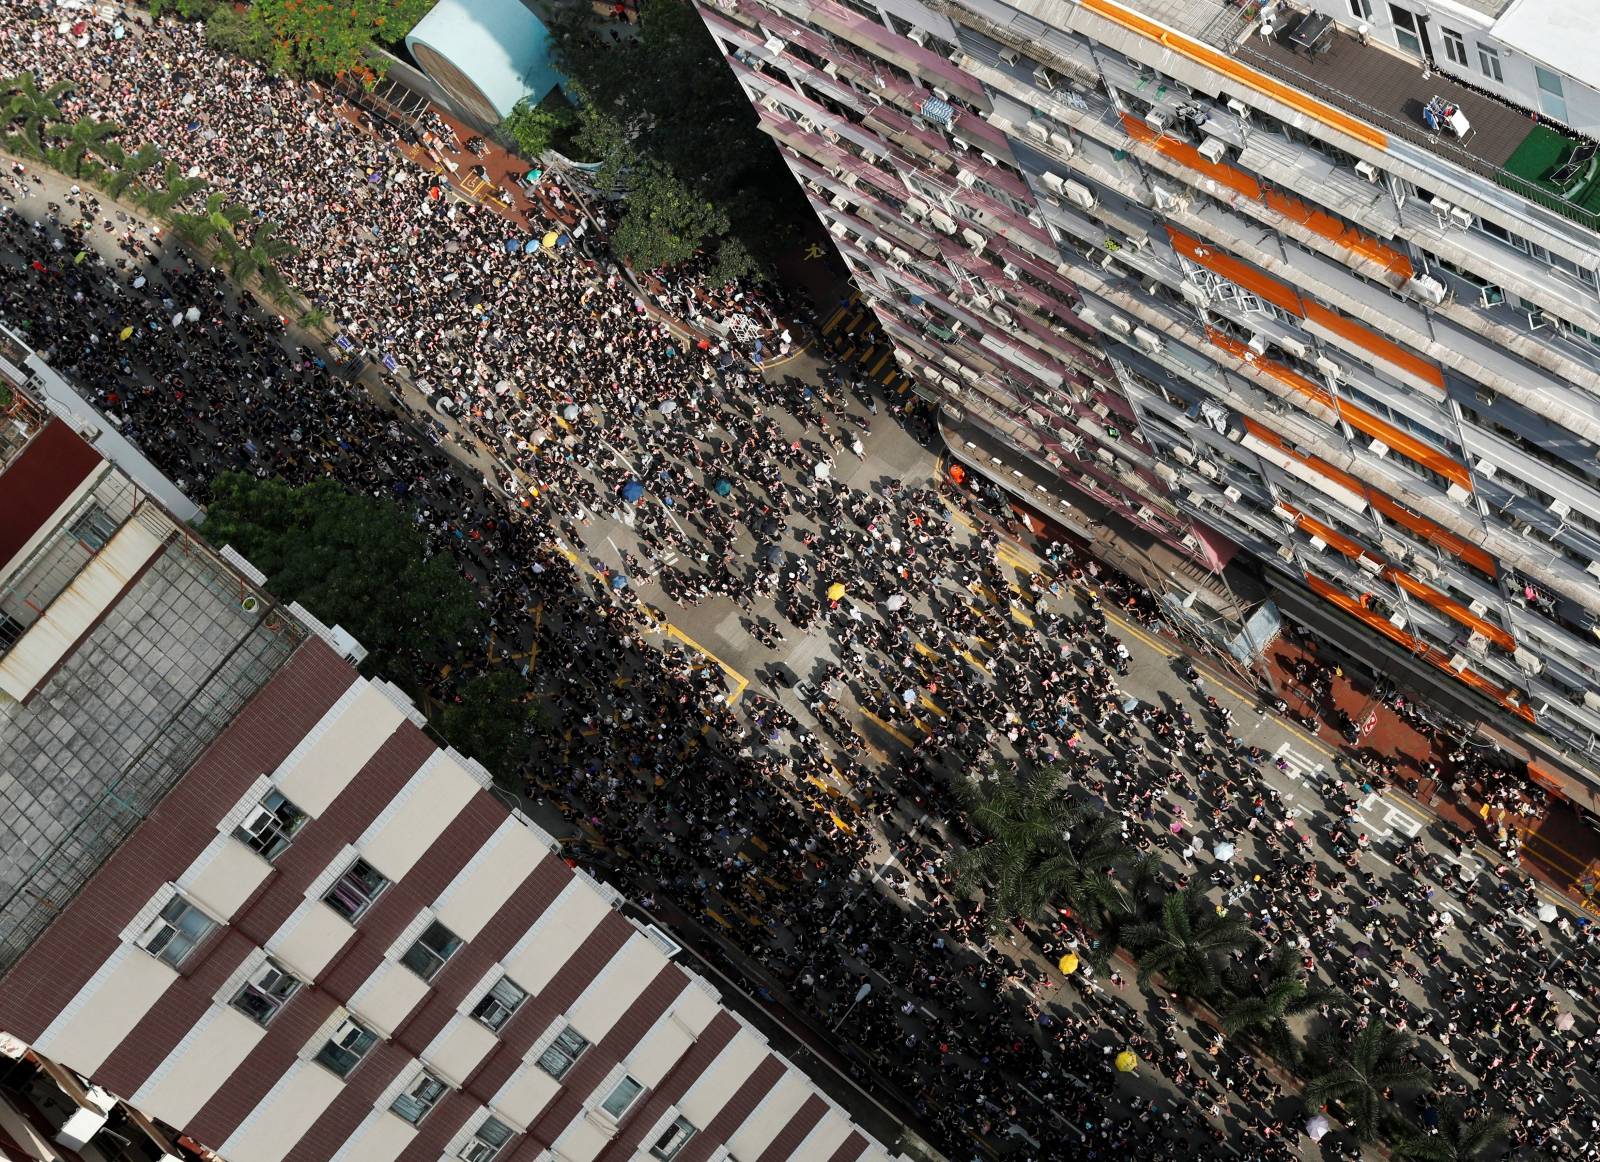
[105,142,160,199]
[203,3,278,64]
[501,94,575,159]
[1390,1106,1510,1161]
[609,159,730,273]
[1303,1021,1431,1143]
[1219,945,1344,1061]
[2,74,75,155]
[953,765,1133,929]
[436,669,539,788]
[246,0,434,81]
[230,217,297,288]
[53,115,122,178]
[554,0,810,275]
[139,161,209,216]
[1126,883,1256,999]
[199,473,484,688]
[175,190,250,254]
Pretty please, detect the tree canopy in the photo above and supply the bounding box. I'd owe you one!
[245,0,433,81]
[554,0,811,280]
[501,94,576,159]
[199,473,483,689]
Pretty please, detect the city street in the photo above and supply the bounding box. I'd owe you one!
[1,5,1598,1157]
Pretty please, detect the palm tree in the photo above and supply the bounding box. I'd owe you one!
[139,161,209,216]
[1303,1020,1431,1142]
[175,191,248,254]
[1126,883,1256,999]
[1219,945,1345,1061]
[1,74,74,155]
[1390,1105,1510,1161]
[953,765,1134,929]
[230,218,297,288]
[54,115,122,177]
[105,142,160,199]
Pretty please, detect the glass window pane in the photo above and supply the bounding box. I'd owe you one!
[600,1076,643,1118]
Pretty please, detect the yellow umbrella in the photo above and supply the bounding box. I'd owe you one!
[1114,1050,1138,1073]
[118,325,134,341]
[542,231,560,249]
[1057,953,1079,975]
[826,582,847,601]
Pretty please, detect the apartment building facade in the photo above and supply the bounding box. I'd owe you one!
[695,0,1600,795]
[0,366,903,1162]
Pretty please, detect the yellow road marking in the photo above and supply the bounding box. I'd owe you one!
[860,708,918,748]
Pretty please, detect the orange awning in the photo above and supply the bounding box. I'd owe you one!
[1304,303,1445,392]
[1390,570,1516,651]
[1121,113,1262,200]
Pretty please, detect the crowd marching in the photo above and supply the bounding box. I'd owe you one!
[2,3,1598,1157]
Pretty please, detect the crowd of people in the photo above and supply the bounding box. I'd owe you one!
[2,2,1598,1157]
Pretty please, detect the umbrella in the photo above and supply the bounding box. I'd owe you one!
[901,687,918,706]
[658,399,678,415]
[1538,903,1559,923]
[620,479,645,503]
[610,574,629,590]
[1212,840,1236,862]
[712,478,733,497]
[1057,953,1079,975]
[1351,942,1374,961]
[184,306,200,323]
[826,582,847,602]
[171,312,184,327]
[757,544,783,567]
[813,461,831,480]
[1306,1114,1331,1141]
[118,325,133,341]
[561,403,580,422]
[523,238,539,253]
[542,231,560,249]
[1114,1051,1138,1073]
[759,517,780,538]
[884,593,908,611]
[132,275,145,289]
[505,239,520,253]
[1555,1011,1576,1032]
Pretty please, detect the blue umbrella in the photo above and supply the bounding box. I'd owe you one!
[620,479,645,503]
[505,239,520,253]
[610,574,629,590]
[523,238,539,253]
[712,478,733,497]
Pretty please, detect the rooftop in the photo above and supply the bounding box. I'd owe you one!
[1491,0,1598,90]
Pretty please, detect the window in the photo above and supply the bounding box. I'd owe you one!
[70,505,120,551]
[1441,27,1467,67]
[400,921,462,981]
[649,1116,698,1160]
[390,1070,448,1124]
[599,1075,644,1120]
[1535,65,1567,121]
[1388,5,1421,55]
[1348,0,1371,17]
[536,1025,590,1080]
[324,858,388,922]
[315,1019,378,1077]
[459,1117,513,1162]
[231,959,301,1025]
[1478,43,1502,82]
[233,789,307,861]
[471,976,528,1032]
[136,895,214,968]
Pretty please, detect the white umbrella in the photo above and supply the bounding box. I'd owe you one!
[1306,1114,1331,1141]
[131,275,145,289]
[184,306,200,323]
[1213,841,1236,862]
[813,461,831,480]
[185,164,202,179]
[900,687,918,706]
[171,312,184,327]
[1555,1011,1576,1032]
[884,594,908,611]
[658,399,678,414]
[1538,903,1559,923]
[1435,910,1454,927]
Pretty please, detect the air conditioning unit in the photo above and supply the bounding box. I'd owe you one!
[1155,462,1178,483]
[1091,401,1110,418]
[1106,315,1133,335]
[1133,327,1163,353]
[1357,553,1383,575]
[1179,280,1209,308]
[821,127,840,142]
[1247,333,1268,355]
[1196,459,1221,479]
[1151,184,1187,212]
[1078,307,1100,328]
[1369,439,1389,459]
[1226,97,1251,118]
[1197,137,1228,163]
[763,35,787,56]
[1034,66,1057,90]
[1144,109,1172,134]
[1446,482,1473,503]
[1307,535,1327,552]
[908,27,929,46]
[1414,557,1440,579]
[999,46,1020,65]
[1048,131,1075,157]
[1026,119,1051,142]
[1389,611,1408,629]
[1404,274,1447,305]
[1272,503,1296,523]
[1171,445,1196,465]
[1467,631,1490,655]
[1448,206,1475,230]
[823,61,839,77]
[1314,355,1342,378]
[1277,334,1309,358]
[957,168,977,188]
[1097,447,1116,464]
[1355,160,1380,182]
[1449,652,1470,671]
[1223,484,1243,502]
[1062,178,1096,209]
[1550,498,1571,519]
[1476,460,1497,478]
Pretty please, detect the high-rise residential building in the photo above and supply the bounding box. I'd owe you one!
[695,0,1600,796]
[0,344,905,1162]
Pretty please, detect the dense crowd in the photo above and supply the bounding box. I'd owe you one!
[2,3,1598,1158]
